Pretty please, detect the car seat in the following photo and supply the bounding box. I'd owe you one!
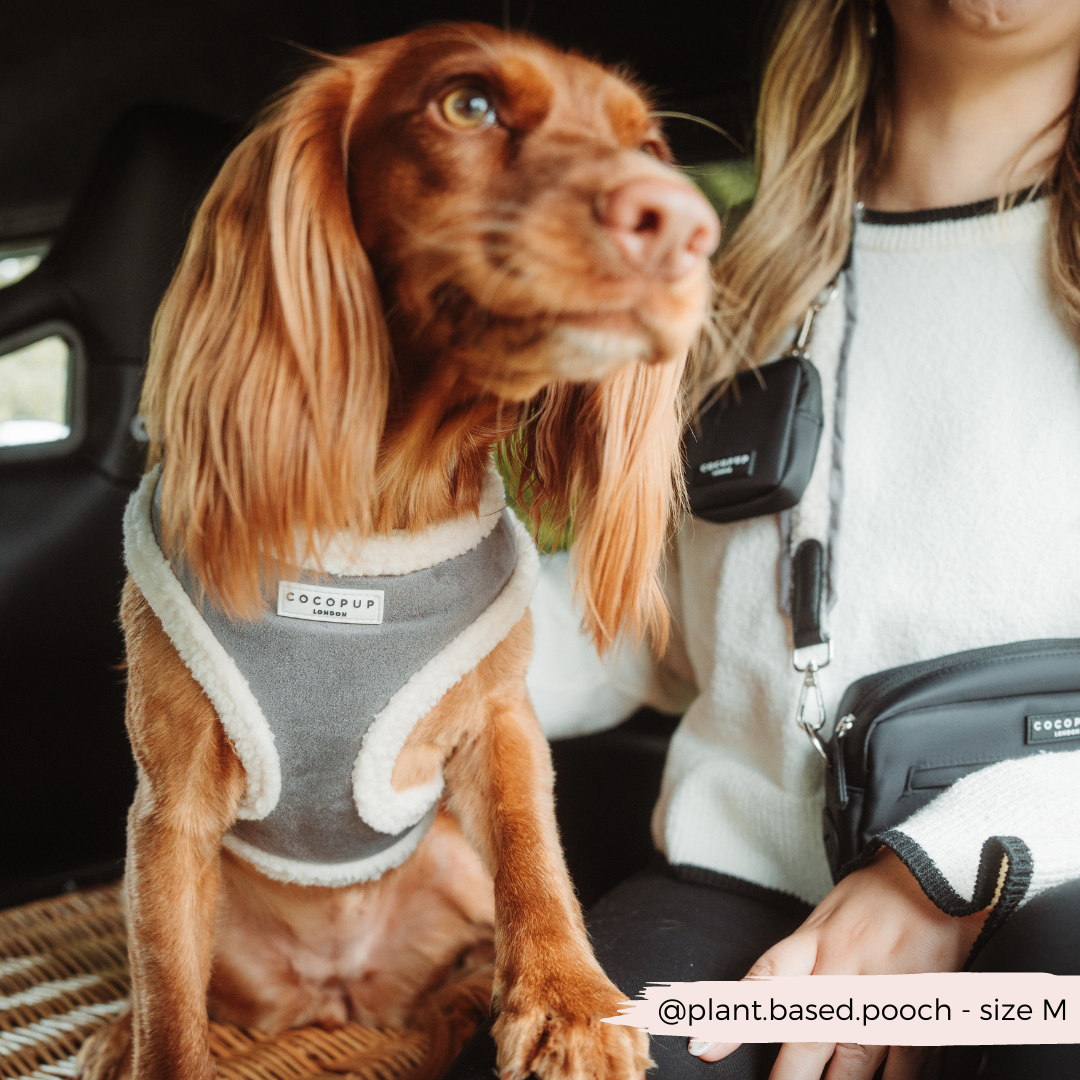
[551,708,679,909]
[0,105,236,906]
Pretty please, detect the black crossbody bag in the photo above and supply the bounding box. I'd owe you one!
[822,638,1080,882]
[788,537,1080,887]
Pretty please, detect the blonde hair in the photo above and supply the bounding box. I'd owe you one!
[710,0,1080,379]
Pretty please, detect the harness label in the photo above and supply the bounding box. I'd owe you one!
[277,581,384,624]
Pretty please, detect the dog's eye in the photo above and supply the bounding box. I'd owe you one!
[441,88,497,129]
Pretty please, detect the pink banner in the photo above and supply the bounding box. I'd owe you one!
[603,974,1080,1045]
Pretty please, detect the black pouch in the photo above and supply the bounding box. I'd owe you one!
[684,353,823,523]
[823,638,1080,882]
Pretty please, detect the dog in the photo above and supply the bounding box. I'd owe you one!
[78,22,717,1080]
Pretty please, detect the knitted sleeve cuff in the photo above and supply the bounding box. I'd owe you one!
[846,752,1080,962]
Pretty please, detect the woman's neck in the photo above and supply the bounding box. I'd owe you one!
[866,5,1080,212]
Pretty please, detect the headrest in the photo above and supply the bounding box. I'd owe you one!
[0,104,236,362]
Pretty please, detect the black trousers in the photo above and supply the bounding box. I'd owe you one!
[444,861,1080,1080]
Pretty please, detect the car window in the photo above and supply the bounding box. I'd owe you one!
[0,334,73,448]
[0,239,48,291]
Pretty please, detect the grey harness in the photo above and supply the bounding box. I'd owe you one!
[147,483,517,877]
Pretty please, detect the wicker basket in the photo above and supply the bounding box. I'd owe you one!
[0,884,486,1080]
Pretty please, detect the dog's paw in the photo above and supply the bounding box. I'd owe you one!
[492,981,651,1080]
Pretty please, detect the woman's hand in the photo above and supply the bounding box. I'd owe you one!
[687,848,989,1079]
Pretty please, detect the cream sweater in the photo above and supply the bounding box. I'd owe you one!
[527,198,1080,911]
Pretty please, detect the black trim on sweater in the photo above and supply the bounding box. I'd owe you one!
[847,832,1034,967]
[861,187,1046,226]
[670,862,813,921]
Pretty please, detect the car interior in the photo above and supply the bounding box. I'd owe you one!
[0,0,773,912]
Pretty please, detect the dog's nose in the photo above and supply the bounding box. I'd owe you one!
[599,178,720,280]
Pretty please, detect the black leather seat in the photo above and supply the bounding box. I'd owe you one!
[551,708,679,909]
[0,105,235,907]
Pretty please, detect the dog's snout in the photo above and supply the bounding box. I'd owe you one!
[598,178,720,281]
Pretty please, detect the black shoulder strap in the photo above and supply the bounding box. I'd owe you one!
[792,539,828,649]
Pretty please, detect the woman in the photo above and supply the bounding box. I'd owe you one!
[657,2,1080,1076]
[450,1,1080,1078]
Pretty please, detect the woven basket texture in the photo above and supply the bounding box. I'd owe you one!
[0,884,485,1080]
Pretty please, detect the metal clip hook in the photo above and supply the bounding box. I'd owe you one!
[790,277,841,358]
[796,663,829,762]
[793,306,816,353]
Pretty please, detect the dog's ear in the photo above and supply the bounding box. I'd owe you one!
[143,56,392,618]
[512,354,688,654]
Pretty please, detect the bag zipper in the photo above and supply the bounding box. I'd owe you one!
[831,638,1080,805]
[842,638,1080,723]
